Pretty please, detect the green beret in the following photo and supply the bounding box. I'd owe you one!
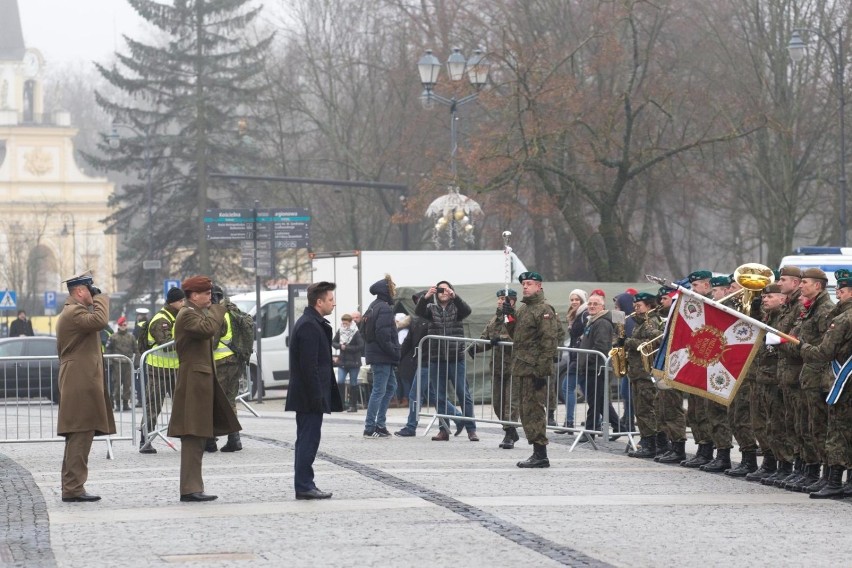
[772,269,781,280]
[496,288,517,298]
[836,269,852,281]
[657,286,673,298]
[710,275,732,288]
[838,278,852,290]
[633,292,656,304]
[517,271,543,283]
[688,270,713,282]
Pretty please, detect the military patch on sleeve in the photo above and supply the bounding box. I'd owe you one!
[161,322,170,329]
[543,313,551,319]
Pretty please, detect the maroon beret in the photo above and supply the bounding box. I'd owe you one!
[181,275,213,293]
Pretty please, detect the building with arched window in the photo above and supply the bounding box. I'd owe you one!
[0,0,116,314]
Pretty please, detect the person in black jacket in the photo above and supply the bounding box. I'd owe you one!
[9,310,34,337]
[284,281,343,500]
[332,313,364,412]
[362,275,400,438]
[415,280,477,441]
[578,293,616,437]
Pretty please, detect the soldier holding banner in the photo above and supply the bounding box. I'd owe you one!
[798,270,852,499]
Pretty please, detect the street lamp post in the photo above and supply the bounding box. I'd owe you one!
[108,123,157,312]
[418,48,489,248]
[788,27,847,246]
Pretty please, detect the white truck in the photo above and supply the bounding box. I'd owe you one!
[779,246,852,299]
[310,250,528,325]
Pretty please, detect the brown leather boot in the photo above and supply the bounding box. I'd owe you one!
[431,428,450,441]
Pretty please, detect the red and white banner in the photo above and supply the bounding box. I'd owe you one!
[661,294,765,406]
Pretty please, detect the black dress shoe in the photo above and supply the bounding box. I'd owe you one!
[62,492,101,503]
[180,492,218,502]
[295,488,333,500]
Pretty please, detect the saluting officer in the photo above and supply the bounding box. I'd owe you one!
[505,271,564,468]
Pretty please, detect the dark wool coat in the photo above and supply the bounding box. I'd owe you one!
[168,302,241,438]
[285,306,344,413]
[56,295,116,436]
[364,278,401,365]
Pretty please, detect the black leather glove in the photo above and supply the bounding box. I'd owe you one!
[532,378,547,389]
[502,302,514,317]
[490,337,501,347]
[88,284,101,296]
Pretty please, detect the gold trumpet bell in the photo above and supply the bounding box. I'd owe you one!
[734,263,775,290]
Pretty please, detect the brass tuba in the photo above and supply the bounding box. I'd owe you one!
[732,263,776,316]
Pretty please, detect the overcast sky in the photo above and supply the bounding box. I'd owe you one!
[17,0,146,66]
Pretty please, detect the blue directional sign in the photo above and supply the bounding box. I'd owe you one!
[164,279,181,300]
[0,290,16,310]
[44,291,58,310]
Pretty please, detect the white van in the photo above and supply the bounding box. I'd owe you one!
[229,286,309,395]
[779,246,852,299]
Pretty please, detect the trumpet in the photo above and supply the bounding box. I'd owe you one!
[611,305,662,377]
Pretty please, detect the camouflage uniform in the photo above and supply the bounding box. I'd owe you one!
[476,312,518,429]
[215,312,243,413]
[106,329,137,408]
[507,290,564,446]
[800,298,852,469]
[776,289,804,462]
[751,306,788,460]
[624,311,662,438]
[794,289,834,465]
[729,367,758,452]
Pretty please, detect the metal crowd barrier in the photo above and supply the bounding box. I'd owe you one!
[0,354,136,458]
[139,342,255,453]
[412,335,639,452]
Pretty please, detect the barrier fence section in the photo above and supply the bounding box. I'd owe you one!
[140,342,254,452]
[0,354,137,457]
[412,335,640,451]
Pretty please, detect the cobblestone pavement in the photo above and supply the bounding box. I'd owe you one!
[2,399,852,567]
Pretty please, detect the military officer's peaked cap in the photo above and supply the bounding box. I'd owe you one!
[517,271,543,283]
[496,288,517,298]
[633,292,656,304]
[687,270,713,282]
[710,275,733,288]
[62,272,93,291]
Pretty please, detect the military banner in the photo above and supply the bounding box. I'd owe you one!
[657,294,765,406]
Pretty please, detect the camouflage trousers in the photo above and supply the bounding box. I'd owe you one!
[802,388,828,464]
[825,389,852,468]
[216,358,243,412]
[781,385,804,460]
[629,377,657,438]
[519,377,548,446]
[547,375,558,412]
[110,360,132,406]
[656,388,686,442]
[687,394,712,444]
[728,380,757,451]
[491,370,520,430]
[144,367,177,435]
[751,382,791,461]
[707,398,732,449]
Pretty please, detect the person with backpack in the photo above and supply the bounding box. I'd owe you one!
[209,284,252,452]
[139,287,185,454]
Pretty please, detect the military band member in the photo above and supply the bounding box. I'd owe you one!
[505,272,564,468]
[623,292,663,458]
[654,287,688,464]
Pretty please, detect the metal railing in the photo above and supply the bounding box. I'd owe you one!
[410,335,639,451]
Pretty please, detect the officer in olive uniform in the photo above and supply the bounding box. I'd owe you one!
[623,292,663,458]
[799,270,852,498]
[211,285,243,453]
[140,287,185,454]
[783,268,834,492]
[762,266,804,487]
[471,289,519,449]
[654,286,689,464]
[681,270,717,468]
[505,272,564,468]
[745,284,786,482]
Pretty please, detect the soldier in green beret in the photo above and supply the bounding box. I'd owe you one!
[505,272,564,468]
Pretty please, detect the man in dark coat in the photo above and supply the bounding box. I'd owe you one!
[56,273,115,502]
[9,310,34,337]
[363,275,400,438]
[285,281,343,499]
[169,275,241,502]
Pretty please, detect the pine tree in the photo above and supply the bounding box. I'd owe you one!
[84,0,273,294]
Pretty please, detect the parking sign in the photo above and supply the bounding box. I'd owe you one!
[164,279,181,300]
[44,291,58,310]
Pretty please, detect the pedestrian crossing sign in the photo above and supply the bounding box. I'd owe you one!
[0,290,17,309]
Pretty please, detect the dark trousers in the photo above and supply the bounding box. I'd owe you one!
[294,412,324,493]
[61,430,95,498]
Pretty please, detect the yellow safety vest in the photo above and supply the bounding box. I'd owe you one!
[213,312,234,361]
[146,308,179,369]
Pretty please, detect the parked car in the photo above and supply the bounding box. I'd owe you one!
[0,337,60,403]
